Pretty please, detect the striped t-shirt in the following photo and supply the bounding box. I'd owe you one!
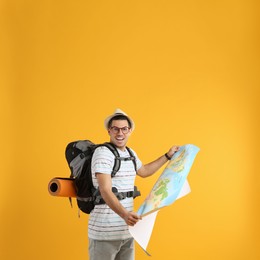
[88,146,142,241]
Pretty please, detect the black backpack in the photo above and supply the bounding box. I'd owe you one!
[65,140,140,214]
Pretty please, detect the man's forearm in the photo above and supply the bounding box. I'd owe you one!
[99,188,128,219]
[96,173,141,226]
[99,189,141,225]
[138,154,168,178]
[137,146,180,178]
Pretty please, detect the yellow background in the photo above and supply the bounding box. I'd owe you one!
[1,1,259,259]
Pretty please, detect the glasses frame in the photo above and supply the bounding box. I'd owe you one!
[109,126,131,134]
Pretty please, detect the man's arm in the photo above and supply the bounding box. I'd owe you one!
[96,173,141,226]
[137,145,180,178]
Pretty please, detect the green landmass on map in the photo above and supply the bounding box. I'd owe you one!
[154,179,170,200]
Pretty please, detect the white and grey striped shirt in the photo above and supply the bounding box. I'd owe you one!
[88,146,142,241]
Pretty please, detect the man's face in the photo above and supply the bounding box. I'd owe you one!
[108,119,132,150]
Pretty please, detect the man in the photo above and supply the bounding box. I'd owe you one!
[89,109,180,260]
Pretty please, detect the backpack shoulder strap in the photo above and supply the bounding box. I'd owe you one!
[98,143,137,177]
[101,142,121,177]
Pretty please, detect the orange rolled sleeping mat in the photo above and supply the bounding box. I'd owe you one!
[48,177,77,198]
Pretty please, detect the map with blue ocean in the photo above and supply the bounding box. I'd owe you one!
[137,144,200,216]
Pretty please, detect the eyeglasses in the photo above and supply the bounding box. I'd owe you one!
[110,126,131,134]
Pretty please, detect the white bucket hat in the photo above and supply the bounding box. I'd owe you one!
[104,108,135,131]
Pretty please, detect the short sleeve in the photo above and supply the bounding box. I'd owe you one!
[129,148,142,171]
[91,146,114,175]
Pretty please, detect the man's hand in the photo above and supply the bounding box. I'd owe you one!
[167,145,180,158]
[123,211,142,226]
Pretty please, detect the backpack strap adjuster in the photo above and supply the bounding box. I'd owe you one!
[80,153,85,159]
[116,193,127,200]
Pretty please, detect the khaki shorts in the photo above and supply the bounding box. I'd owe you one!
[88,237,134,260]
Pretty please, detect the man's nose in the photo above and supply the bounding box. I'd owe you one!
[117,128,124,134]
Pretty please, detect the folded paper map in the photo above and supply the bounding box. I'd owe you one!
[129,144,200,254]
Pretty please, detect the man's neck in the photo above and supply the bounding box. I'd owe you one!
[110,141,126,151]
